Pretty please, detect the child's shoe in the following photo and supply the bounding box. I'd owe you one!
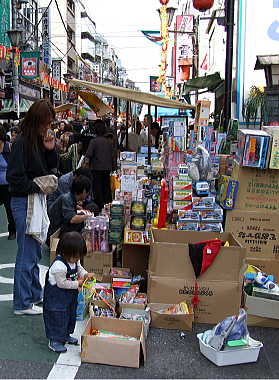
[65,335,79,345]
[48,340,67,353]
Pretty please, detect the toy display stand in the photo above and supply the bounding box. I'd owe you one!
[197,334,263,366]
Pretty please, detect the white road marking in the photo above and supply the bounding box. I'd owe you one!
[0,264,48,301]
[47,319,88,380]
[0,232,9,237]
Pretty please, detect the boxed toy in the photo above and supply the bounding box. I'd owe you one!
[236,129,271,169]
[173,190,192,201]
[262,126,279,169]
[200,208,223,223]
[199,223,223,233]
[120,151,137,162]
[172,200,193,211]
[192,196,215,211]
[173,179,192,191]
[217,175,239,210]
[178,210,200,222]
[176,222,199,231]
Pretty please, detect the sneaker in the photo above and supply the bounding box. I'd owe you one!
[65,335,79,345]
[48,340,67,353]
[14,305,43,315]
[8,232,16,240]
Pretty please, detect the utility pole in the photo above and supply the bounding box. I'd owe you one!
[223,0,235,132]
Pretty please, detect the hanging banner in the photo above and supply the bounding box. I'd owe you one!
[0,0,11,46]
[176,15,194,84]
[42,7,51,66]
[20,51,40,79]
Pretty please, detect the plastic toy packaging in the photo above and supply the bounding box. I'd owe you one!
[119,285,139,303]
[83,216,109,252]
[188,145,213,181]
[201,309,249,351]
[158,302,190,315]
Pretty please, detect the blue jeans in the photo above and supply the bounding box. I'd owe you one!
[11,197,43,310]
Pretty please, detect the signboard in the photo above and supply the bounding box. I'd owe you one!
[20,52,40,79]
[0,0,10,46]
[42,7,51,66]
[52,59,61,101]
[176,15,194,83]
[150,76,162,92]
[19,83,40,100]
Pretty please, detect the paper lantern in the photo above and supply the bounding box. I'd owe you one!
[180,65,191,81]
[193,0,214,12]
[159,0,169,4]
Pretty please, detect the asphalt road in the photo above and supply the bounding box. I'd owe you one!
[1,205,279,379]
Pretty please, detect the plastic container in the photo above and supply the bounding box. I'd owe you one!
[197,334,263,366]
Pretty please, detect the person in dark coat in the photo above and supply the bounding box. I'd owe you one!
[0,125,16,239]
[85,119,113,211]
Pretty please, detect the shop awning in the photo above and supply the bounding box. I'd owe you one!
[182,72,223,95]
[68,78,195,110]
[77,91,113,117]
[255,54,279,69]
[54,103,76,113]
[0,98,34,119]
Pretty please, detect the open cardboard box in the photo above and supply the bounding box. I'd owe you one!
[83,251,113,281]
[118,293,147,315]
[148,230,246,324]
[81,317,146,368]
[244,257,279,327]
[149,303,194,330]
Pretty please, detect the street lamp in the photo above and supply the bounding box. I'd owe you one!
[7,29,22,119]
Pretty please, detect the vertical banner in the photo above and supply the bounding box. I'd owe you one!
[42,7,51,66]
[20,51,40,79]
[176,15,194,83]
[52,59,61,101]
[0,0,10,46]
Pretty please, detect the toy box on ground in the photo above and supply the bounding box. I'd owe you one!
[192,197,215,211]
[118,293,147,314]
[243,258,279,327]
[83,251,113,281]
[148,230,246,324]
[236,129,270,169]
[225,210,279,258]
[81,317,146,368]
[120,307,151,338]
[124,227,150,245]
[149,302,194,330]
[197,334,262,366]
[231,161,279,212]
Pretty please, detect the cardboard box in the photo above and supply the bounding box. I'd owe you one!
[225,210,279,258]
[244,290,279,320]
[148,230,245,324]
[262,126,279,169]
[50,229,60,263]
[244,257,279,327]
[232,160,279,212]
[83,251,113,281]
[149,303,194,330]
[81,317,146,368]
[118,293,147,314]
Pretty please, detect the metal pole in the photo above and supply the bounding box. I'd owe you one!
[113,97,118,130]
[13,52,20,120]
[125,100,129,150]
[173,17,177,95]
[12,0,17,29]
[223,0,235,132]
[147,104,151,165]
[155,106,158,122]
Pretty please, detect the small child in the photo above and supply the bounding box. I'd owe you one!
[43,231,94,353]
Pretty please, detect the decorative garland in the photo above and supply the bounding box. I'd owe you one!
[157,5,173,98]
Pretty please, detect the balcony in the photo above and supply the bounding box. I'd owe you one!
[81,52,95,63]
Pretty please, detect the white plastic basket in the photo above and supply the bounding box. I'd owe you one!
[197,334,263,366]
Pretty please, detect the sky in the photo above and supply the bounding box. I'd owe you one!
[84,0,164,92]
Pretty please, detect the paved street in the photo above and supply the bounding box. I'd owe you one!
[1,205,279,379]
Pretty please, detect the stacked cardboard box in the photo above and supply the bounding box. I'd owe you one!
[147,229,245,324]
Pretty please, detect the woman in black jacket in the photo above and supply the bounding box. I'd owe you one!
[7,99,57,316]
[0,125,16,239]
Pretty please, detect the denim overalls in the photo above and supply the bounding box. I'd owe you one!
[43,255,78,342]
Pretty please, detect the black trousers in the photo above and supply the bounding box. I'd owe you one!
[92,170,112,211]
[0,185,16,233]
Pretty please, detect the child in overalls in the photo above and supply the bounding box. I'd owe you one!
[43,231,94,353]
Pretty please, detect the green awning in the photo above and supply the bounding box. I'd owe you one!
[0,98,33,114]
[182,72,223,95]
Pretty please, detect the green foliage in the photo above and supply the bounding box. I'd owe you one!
[242,86,269,127]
